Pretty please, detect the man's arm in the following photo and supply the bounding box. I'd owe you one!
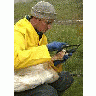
[14,32,51,70]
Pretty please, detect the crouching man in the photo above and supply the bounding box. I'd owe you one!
[14,1,74,96]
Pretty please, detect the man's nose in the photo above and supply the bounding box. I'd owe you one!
[48,24,52,29]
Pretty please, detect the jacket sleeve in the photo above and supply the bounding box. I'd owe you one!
[14,32,51,70]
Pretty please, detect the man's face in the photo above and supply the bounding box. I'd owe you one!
[36,19,54,33]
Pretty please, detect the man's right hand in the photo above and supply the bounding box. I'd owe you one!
[47,41,67,52]
[51,50,66,61]
[51,50,72,66]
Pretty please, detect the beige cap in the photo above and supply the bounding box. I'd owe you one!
[31,1,57,20]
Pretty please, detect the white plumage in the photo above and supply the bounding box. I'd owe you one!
[14,63,59,92]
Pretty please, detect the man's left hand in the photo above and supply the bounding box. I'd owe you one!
[53,52,72,66]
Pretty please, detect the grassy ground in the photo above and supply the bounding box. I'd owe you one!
[14,0,83,22]
[46,24,83,96]
[14,0,83,96]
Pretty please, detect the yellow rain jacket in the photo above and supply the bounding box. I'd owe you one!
[14,18,62,72]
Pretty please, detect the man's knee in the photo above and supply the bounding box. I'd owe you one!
[58,71,74,91]
[60,71,74,84]
[50,71,74,92]
[31,84,58,96]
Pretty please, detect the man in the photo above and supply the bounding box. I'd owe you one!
[14,1,74,96]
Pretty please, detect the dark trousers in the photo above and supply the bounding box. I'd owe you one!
[14,71,74,96]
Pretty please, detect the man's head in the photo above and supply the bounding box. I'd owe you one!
[30,1,56,33]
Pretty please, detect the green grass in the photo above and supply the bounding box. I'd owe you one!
[14,0,83,96]
[45,23,83,96]
[14,0,83,22]
[62,77,83,96]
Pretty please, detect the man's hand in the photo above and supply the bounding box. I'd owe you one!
[53,54,70,66]
[51,50,66,61]
[51,50,72,66]
[47,41,67,52]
